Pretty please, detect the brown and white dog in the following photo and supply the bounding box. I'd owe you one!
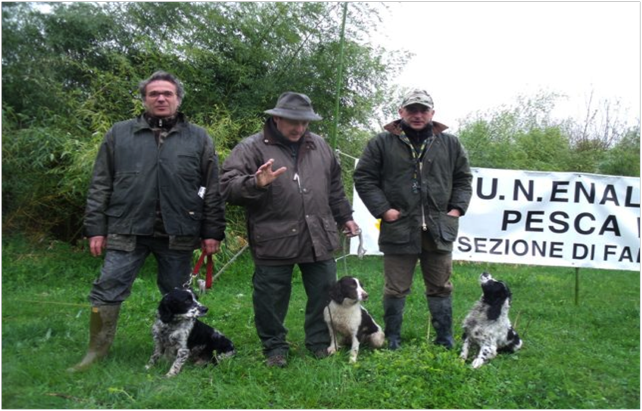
[323,276,385,363]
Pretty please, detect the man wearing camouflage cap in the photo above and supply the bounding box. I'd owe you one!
[220,92,360,367]
[354,89,472,350]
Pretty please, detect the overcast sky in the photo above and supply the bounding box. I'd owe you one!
[372,2,640,131]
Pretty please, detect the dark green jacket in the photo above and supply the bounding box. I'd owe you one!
[220,120,353,265]
[354,120,472,253]
[84,114,225,250]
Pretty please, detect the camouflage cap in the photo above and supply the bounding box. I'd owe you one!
[401,89,434,109]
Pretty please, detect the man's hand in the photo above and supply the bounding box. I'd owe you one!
[342,220,361,238]
[381,209,401,223]
[202,239,221,255]
[89,236,106,257]
[255,158,287,188]
[447,209,462,217]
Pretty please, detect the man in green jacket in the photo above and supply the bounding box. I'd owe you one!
[354,89,472,350]
[68,71,226,372]
[220,92,360,367]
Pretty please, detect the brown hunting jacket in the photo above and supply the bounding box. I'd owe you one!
[220,119,354,265]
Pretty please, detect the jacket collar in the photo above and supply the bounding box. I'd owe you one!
[261,118,316,149]
[383,119,448,136]
[133,112,187,133]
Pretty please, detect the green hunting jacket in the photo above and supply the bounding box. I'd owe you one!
[84,113,225,250]
[220,119,353,265]
[354,119,472,253]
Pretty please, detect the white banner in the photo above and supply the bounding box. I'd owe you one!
[351,167,641,272]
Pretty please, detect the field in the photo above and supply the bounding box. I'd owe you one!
[2,235,639,409]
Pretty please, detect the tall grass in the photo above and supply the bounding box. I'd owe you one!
[2,235,639,409]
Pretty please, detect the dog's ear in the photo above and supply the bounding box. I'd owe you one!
[506,285,512,303]
[487,296,509,321]
[328,282,344,304]
[158,298,174,323]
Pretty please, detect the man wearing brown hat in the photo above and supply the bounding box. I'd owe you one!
[354,89,472,350]
[220,92,360,367]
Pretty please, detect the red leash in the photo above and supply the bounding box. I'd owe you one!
[192,250,213,289]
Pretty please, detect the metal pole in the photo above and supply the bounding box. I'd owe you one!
[575,267,580,306]
[330,2,348,150]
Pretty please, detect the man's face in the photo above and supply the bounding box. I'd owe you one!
[143,80,181,117]
[399,104,434,130]
[274,116,309,142]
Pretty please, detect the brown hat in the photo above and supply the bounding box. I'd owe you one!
[264,92,323,121]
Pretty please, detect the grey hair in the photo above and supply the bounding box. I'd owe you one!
[138,71,185,100]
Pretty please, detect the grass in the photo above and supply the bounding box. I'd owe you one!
[2,234,640,409]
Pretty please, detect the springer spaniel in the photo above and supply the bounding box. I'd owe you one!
[460,272,523,368]
[146,288,236,377]
[323,276,385,363]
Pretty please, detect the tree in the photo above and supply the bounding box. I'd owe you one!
[457,90,640,176]
[597,125,641,177]
[2,2,405,241]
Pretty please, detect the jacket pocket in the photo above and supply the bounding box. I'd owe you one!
[320,216,340,251]
[104,206,125,218]
[106,233,136,252]
[110,171,139,207]
[176,154,200,176]
[379,214,411,245]
[169,235,201,251]
[252,220,300,259]
[439,214,459,243]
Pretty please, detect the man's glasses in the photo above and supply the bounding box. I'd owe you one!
[147,91,176,99]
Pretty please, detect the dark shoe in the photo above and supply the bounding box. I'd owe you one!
[387,335,401,350]
[266,354,287,368]
[314,348,329,359]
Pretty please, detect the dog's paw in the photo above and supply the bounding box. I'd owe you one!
[327,346,337,355]
[145,364,153,370]
[349,356,357,364]
[472,358,484,368]
[369,331,386,348]
[514,339,523,351]
[165,371,177,378]
[217,350,236,360]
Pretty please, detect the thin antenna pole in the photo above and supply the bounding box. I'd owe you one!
[575,267,580,306]
[330,2,348,150]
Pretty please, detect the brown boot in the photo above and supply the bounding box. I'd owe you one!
[67,305,121,372]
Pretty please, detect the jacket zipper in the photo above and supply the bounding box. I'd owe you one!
[293,172,302,193]
[419,161,427,231]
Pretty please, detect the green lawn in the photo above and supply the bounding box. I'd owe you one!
[2,235,640,408]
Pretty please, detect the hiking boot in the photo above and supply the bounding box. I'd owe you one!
[266,354,287,368]
[314,348,330,359]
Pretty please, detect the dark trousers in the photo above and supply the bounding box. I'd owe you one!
[88,236,192,306]
[252,259,337,357]
[383,233,453,298]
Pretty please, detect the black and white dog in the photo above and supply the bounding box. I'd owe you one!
[460,272,523,368]
[146,288,236,377]
[323,276,385,363]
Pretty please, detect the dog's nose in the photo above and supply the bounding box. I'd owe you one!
[199,306,208,314]
[362,291,369,300]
